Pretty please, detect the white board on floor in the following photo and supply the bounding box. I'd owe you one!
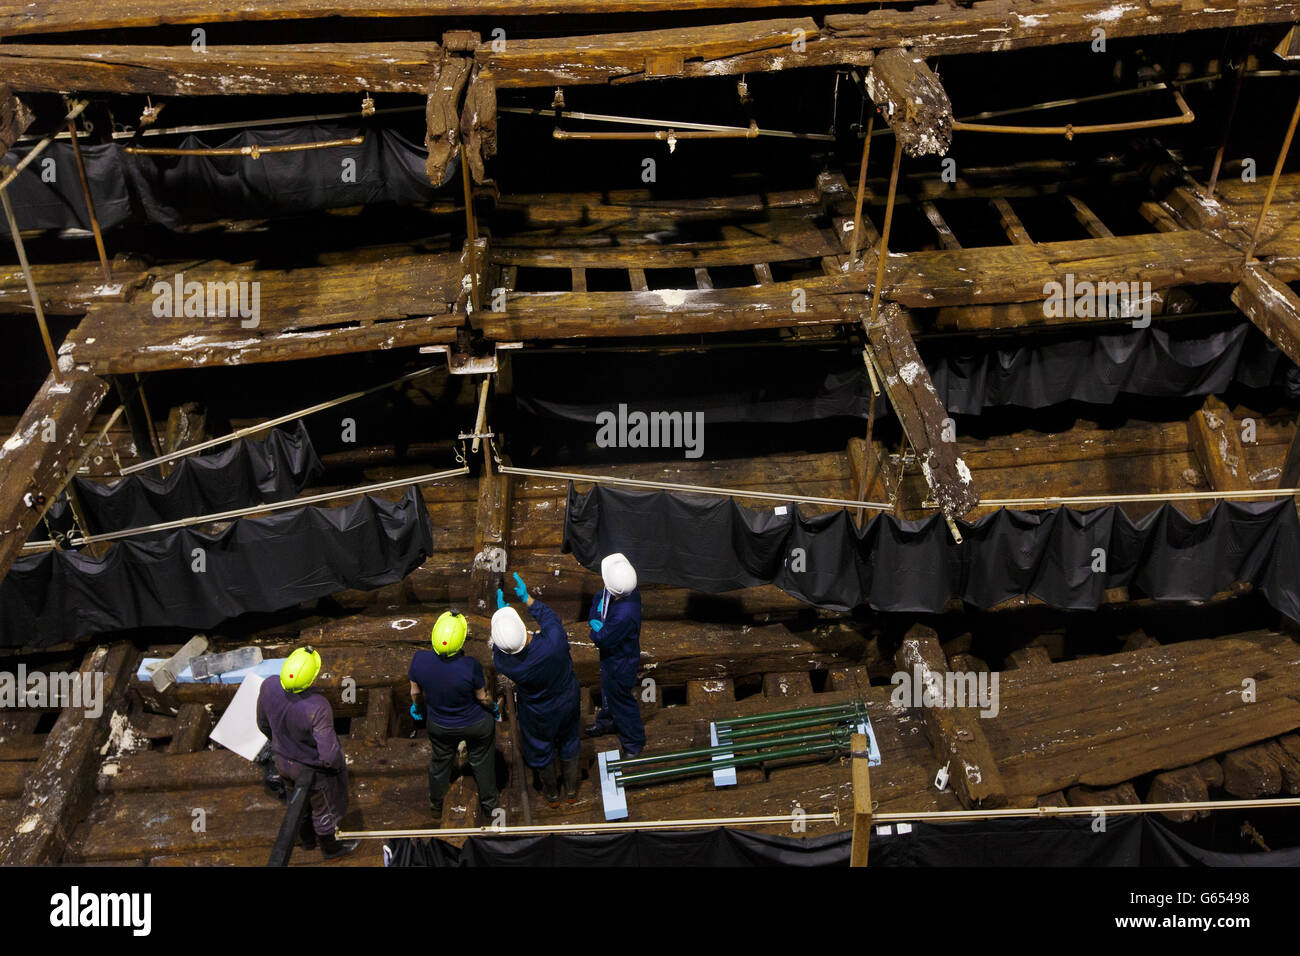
[209,673,268,761]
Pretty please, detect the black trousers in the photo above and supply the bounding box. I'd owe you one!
[427,713,499,810]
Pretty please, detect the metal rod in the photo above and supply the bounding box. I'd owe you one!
[0,100,88,191]
[496,463,892,510]
[1244,88,1300,262]
[877,796,1300,824]
[124,135,365,157]
[0,189,62,385]
[618,739,847,787]
[471,378,489,454]
[849,110,875,265]
[337,810,840,840]
[728,713,861,740]
[20,466,469,551]
[65,115,111,283]
[500,106,833,141]
[951,88,1195,138]
[133,373,164,463]
[553,122,759,142]
[462,156,482,315]
[608,728,851,770]
[119,366,438,475]
[719,701,863,728]
[1206,62,1247,202]
[923,488,1300,509]
[868,138,903,328]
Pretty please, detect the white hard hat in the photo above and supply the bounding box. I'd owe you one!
[601,553,638,596]
[491,606,528,654]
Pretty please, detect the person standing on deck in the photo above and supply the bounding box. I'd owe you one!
[492,573,583,807]
[256,646,359,861]
[408,610,500,822]
[583,553,646,755]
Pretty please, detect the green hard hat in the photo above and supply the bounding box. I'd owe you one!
[280,646,322,693]
[432,611,468,656]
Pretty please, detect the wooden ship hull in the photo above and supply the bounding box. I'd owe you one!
[1,0,1300,866]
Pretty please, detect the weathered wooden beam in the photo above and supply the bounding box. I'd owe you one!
[1186,395,1252,496]
[920,200,961,250]
[893,625,1006,809]
[166,702,213,754]
[864,49,951,157]
[469,457,512,616]
[461,67,498,185]
[991,198,1033,245]
[0,642,136,864]
[826,0,1300,57]
[849,730,872,867]
[0,369,108,585]
[426,53,472,187]
[0,83,33,151]
[0,43,439,95]
[1065,195,1114,239]
[866,304,978,518]
[1232,262,1300,366]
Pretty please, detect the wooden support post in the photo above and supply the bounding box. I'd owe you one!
[1065,195,1114,239]
[0,642,136,865]
[112,375,163,469]
[849,731,872,867]
[894,624,1006,809]
[1206,60,1246,202]
[470,452,513,616]
[0,84,34,151]
[864,49,952,157]
[921,200,961,249]
[1232,263,1300,366]
[425,53,472,187]
[1186,394,1251,500]
[359,687,394,746]
[865,304,978,517]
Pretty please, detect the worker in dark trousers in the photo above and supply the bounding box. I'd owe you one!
[256,646,359,861]
[583,553,646,755]
[491,573,582,806]
[408,610,500,822]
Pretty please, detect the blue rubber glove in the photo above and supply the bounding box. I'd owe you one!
[589,619,604,633]
[496,587,506,610]
[512,572,530,603]
[410,703,425,722]
[492,701,502,721]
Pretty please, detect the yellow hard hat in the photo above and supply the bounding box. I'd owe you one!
[432,611,468,656]
[281,646,322,693]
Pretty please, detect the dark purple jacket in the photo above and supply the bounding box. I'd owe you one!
[255,680,345,773]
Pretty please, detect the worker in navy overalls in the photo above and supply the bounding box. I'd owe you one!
[583,553,646,755]
[492,573,583,806]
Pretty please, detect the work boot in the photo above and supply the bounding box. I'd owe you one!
[430,798,444,818]
[583,721,614,739]
[320,833,361,861]
[561,756,581,802]
[539,761,561,806]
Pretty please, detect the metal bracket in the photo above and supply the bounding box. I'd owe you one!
[597,749,628,821]
[419,341,522,375]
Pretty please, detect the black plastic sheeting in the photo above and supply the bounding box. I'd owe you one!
[1,123,450,234]
[34,421,322,540]
[384,816,1300,866]
[515,322,1299,425]
[562,485,1300,620]
[0,487,434,648]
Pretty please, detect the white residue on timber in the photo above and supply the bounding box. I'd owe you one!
[2,419,38,453]
[898,361,922,385]
[1085,3,1136,21]
[657,289,689,308]
[16,814,39,834]
[99,711,142,758]
[1016,13,1045,27]
[145,335,261,352]
[391,618,419,631]
[956,458,972,484]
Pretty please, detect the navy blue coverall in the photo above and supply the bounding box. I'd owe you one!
[493,599,582,768]
[590,587,646,753]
